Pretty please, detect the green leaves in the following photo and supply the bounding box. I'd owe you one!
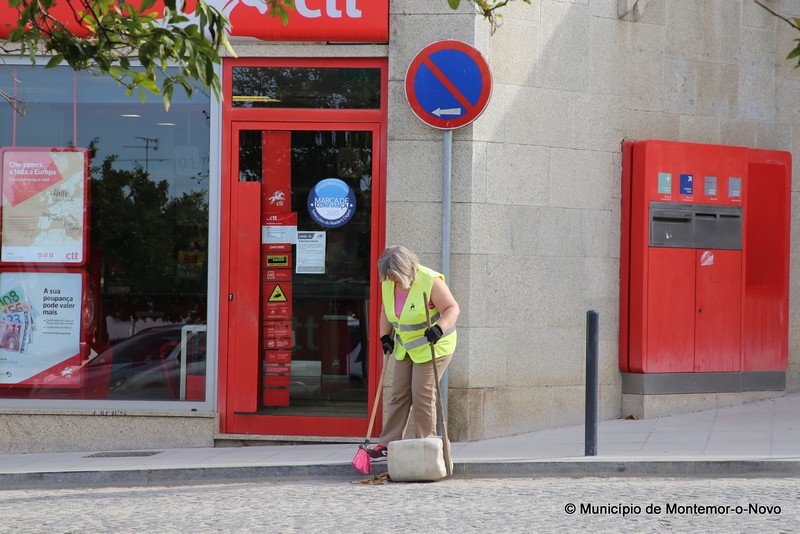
[264,0,295,25]
[44,54,64,68]
[6,0,230,109]
[756,1,800,68]
[446,0,531,34]
[788,40,800,66]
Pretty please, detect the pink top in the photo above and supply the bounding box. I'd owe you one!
[395,285,410,318]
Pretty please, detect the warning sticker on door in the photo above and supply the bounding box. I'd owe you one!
[700,251,714,266]
[263,281,292,321]
[268,284,288,302]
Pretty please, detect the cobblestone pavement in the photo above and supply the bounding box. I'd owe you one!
[1,476,798,533]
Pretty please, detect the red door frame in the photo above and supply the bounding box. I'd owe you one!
[218,57,388,436]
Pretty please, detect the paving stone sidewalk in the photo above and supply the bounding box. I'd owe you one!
[1,394,799,489]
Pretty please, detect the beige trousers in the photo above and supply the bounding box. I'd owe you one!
[379,353,453,446]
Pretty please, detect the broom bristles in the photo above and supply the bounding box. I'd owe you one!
[351,446,371,474]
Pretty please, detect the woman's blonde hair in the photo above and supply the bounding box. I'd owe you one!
[378,245,419,289]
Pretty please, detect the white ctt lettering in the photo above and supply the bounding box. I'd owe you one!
[295,0,362,19]
[327,0,341,18]
[345,0,361,17]
[296,0,321,18]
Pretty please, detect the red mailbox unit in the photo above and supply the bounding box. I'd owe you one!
[620,140,791,394]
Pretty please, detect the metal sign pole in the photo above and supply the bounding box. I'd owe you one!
[441,129,453,418]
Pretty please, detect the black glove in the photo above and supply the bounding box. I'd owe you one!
[424,324,443,344]
[381,334,394,355]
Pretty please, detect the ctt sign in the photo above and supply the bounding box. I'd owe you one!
[0,0,389,43]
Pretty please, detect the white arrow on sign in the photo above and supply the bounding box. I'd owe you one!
[432,107,462,117]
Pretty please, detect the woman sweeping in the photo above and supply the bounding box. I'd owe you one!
[368,245,459,462]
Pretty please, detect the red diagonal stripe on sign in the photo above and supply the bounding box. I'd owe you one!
[422,57,474,112]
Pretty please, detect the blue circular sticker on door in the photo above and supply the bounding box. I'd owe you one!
[307,178,356,229]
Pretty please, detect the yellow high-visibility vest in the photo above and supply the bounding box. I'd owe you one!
[382,265,457,362]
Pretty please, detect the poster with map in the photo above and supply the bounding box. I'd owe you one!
[0,148,89,265]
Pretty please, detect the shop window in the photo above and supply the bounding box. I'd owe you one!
[0,65,210,402]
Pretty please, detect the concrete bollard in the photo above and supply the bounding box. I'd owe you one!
[586,309,599,456]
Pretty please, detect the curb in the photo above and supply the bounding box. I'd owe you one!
[3,459,800,490]
[456,459,800,478]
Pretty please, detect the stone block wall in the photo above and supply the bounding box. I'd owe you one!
[0,410,216,454]
[388,0,800,440]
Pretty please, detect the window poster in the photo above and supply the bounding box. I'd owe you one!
[1,148,89,265]
[296,231,326,274]
[0,271,85,386]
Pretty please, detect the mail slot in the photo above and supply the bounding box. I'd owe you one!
[649,202,742,250]
[649,204,692,247]
[691,205,742,250]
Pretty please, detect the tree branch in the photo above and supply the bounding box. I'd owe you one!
[461,0,528,34]
[755,0,800,30]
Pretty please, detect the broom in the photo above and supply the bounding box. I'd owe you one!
[352,346,391,474]
[424,291,453,476]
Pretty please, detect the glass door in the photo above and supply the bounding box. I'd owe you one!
[223,122,381,436]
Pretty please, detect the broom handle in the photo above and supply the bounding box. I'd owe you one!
[365,349,391,442]
[424,292,453,476]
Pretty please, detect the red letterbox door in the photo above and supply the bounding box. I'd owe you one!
[694,249,742,372]
[646,248,695,372]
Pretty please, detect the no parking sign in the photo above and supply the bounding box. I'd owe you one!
[405,40,493,130]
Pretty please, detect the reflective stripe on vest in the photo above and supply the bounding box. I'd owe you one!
[388,312,440,332]
[394,325,457,351]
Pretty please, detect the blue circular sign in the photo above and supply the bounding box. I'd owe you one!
[307,178,356,229]
[405,40,492,130]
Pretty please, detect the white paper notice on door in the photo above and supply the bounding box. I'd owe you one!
[296,231,326,274]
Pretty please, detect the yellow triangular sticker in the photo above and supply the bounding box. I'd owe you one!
[268,284,287,302]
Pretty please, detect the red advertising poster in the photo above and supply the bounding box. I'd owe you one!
[0,148,90,266]
[0,1,389,43]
